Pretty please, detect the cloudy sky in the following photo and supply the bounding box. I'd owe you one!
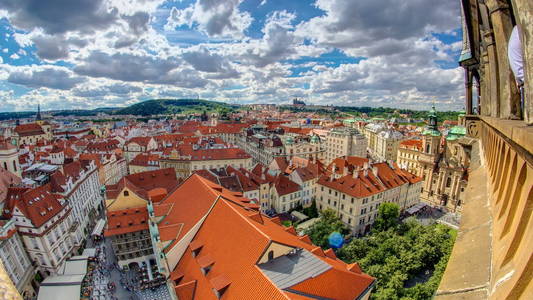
[0,0,464,112]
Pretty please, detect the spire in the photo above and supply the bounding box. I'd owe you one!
[423,105,441,137]
[36,103,42,121]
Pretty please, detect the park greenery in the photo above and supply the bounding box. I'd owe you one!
[113,99,237,116]
[304,203,456,300]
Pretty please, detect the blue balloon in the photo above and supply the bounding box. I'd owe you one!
[328,232,344,249]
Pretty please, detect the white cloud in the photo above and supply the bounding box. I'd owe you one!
[165,0,252,38]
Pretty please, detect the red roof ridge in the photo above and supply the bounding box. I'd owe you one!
[284,226,297,235]
[247,211,264,224]
[270,216,282,225]
[175,280,197,300]
[347,263,363,274]
[210,274,231,292]
[311,247,325,257]
[324,248,337,260]
[189,240,203,252]
[298,235,312,245]
[197,254,215,268]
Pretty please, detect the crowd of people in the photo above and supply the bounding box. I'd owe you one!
[81,241,119,300]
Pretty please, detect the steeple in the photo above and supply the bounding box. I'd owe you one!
[428,105,438,131]
[422,105,441,137]
[36,103,42,121]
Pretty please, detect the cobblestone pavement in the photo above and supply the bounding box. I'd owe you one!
[411,207,461,229]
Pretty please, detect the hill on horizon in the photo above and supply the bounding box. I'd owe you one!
[113,99,236,116]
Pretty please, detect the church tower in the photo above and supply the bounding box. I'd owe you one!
[419,106,442,205]
[35,103,44,126]
[421,106,441,156]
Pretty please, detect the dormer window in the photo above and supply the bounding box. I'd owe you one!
[123,191,129,196]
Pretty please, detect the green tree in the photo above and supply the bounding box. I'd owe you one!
[373,202,400,232]
[302,199,319,218]
[304,209,348,249]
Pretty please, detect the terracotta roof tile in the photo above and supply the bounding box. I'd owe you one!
[166,177,374,300]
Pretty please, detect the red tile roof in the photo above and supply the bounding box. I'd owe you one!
[4,184,66,228]
[14,123,45,136]
[0,167,21,203]
[126,136,153,147]
[104,206,149,237]
[273,175,300,196]
[163,145,250,161]
[327,156,369,176]
[168,176,374,300]
[154,175,257,254]
[106,168,180,201]
[318,171,385,198]
[399,139,423,151]
[130,153,160,167]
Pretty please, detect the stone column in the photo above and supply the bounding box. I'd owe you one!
[485,0,520,118]
[465,68,474,114]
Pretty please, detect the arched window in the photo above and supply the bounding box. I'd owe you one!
[446,177,452,188]
[426,144,431,153]
[2,162,7,170]
[12,160,17,171]
[268,250,274,261]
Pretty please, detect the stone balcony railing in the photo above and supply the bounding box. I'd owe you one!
[436,116,532,299]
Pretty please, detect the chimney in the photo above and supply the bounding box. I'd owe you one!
[353,171,359,179]
[363,162,369,170]
[343,166,349,177]
[363,169,368,177]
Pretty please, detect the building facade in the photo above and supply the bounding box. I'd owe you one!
[0,139,21,178]
[374,129,404,162]
[397,139,423,175]
[317,162,422,235]
[4,185,76,277]
[0,219,34,298]
[160,146,252,179]
[50,161,102,245]
[324,127,367,164]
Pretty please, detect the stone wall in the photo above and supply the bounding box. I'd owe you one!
[437,117,532,299]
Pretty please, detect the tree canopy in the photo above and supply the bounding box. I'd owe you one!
[306,204,456,300]
[303,209,349,249]
[372,202,400,232]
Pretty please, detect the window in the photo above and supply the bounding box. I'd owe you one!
[123,191,129,197]
[268,250,274,261]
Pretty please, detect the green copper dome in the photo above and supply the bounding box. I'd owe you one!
[449,126,466,136]
[423,129,442,137]
[310,135,320,143]
[428,106,437,117]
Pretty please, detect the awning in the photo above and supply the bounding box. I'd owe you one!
[37,274,85,300]
[290,211,308,221]
[406,203,427,215]
[60,256,88,276]
[91,219,106,236]
[82,248,96,257]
